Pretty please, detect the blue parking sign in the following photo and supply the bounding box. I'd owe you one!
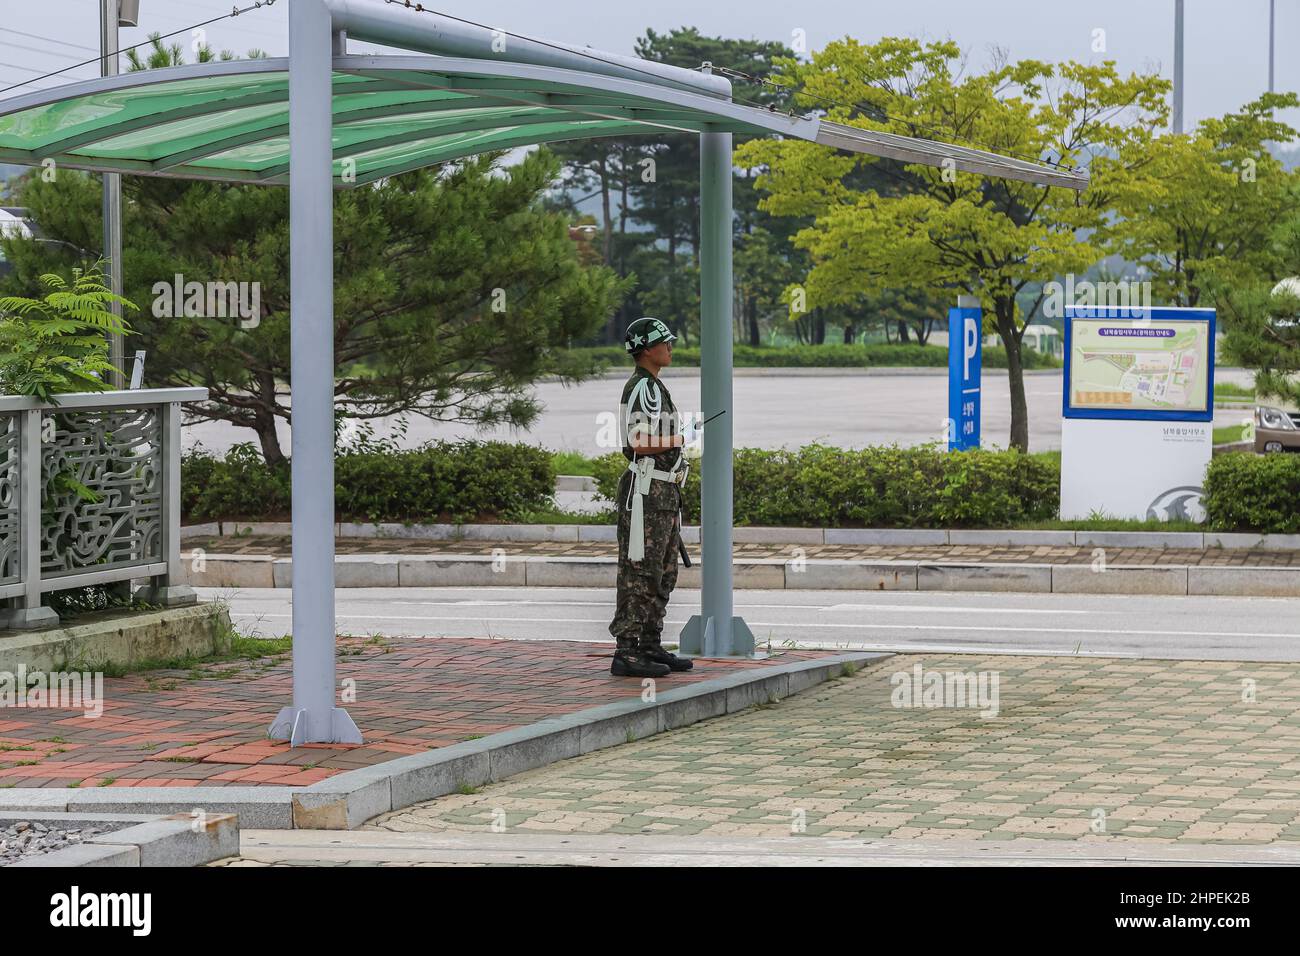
[948,303,982,450]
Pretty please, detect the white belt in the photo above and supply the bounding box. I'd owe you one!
[624,455,687,562]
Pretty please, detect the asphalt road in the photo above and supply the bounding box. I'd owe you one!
[183,367,1258,457]
[203,585,1300,662]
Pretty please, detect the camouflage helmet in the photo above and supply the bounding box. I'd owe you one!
[624,316,677,355]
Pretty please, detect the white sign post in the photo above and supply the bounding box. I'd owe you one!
[1060,306,1216,521]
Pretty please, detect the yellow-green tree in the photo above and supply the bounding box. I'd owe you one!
[736,38,1168,451]
[1094,93,1300,307]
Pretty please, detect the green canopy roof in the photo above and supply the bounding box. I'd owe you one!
[0,55,1088,190]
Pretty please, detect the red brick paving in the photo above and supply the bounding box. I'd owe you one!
[0,637,825,789]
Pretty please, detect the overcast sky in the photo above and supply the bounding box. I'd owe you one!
[0,0,1290,128]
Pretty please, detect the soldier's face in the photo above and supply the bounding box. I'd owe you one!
[645,341,673,366]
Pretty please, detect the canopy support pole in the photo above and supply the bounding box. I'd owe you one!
[680,128,754,658]
[270,0,361,746]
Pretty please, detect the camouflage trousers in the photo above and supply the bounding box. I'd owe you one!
[609,475,680,654]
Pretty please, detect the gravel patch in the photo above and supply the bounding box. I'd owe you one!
[1,820,133,865]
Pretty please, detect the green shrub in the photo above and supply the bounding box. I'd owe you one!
[183,441,555,523]
[592,444,1059,528]
[1204,452,1300,533]
[182,443,290,520]
[184,440,1295,532]
[334,440,554,522]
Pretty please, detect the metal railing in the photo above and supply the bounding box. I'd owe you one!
[0,387,207,629]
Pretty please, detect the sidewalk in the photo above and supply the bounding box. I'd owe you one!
[0,637,822,790]
[359,653,1300,847]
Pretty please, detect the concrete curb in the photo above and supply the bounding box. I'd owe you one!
[4,811,239,868]
[185,552,1300,597]
[182,521,1300,551]
[0,652,882,834]
[234,829,1300,867]
[0,603,232,673]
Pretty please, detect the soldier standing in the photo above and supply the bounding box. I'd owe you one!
[609,317,702,677]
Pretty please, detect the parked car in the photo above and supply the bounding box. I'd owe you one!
[1255,405,1300,453]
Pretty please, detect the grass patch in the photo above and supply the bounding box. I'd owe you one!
[69,631,293,680]
[551,450,598,477]
[1214,382,1256,400]
[228,634,293,658]
[505,505,615,525]
[1213,424,1250,445]
[1015,517,1204,532]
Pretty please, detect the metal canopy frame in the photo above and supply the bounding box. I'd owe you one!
[0,0,1087,744]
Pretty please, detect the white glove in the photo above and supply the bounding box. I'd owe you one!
[683,439,703,460]
[680,414,704,445]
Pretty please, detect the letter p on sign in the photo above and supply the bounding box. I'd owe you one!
[964,316,979,380]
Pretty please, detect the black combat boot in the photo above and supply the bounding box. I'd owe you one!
[611,650,671,678]
[641,639,693,672]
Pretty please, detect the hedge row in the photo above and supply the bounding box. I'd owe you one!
[181,441,1300,533]
[591,445,1061,528]
[1204,452,1300,534]
[181,441,555,523]
[576,343,1061,370]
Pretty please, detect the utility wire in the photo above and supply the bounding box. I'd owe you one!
[0,60,93,77]
[0,0,279,97]
[383,1,1080,175]
[0,39,106,61]
[0,28,98,54]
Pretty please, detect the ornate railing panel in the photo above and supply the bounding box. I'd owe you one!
[40,406,163,577]
[0,388,208,628]
[0,413,18,586]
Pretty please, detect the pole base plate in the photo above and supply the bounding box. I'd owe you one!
[269,705,362,746]
[678,615,756,658]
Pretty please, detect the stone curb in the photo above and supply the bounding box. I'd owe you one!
[0,603,232,673]
[184,553,1300,597]
[181,522,1300,551]
[0,652,882,835]
[4,811,238,868]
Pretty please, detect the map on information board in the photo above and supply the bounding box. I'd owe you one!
[1067,318,1210,414]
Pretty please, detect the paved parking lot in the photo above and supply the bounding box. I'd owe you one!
[183,368,1259,456]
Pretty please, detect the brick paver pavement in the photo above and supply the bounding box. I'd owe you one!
[187,534,1300,567]
[369,654,1300,845]
[0,638,817,789]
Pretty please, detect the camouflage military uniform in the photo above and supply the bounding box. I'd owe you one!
[609,365,683,658]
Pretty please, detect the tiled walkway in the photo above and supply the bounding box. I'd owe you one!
[369,654,1300,845]
[0,638,814,789]
[186,534,1300,567]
